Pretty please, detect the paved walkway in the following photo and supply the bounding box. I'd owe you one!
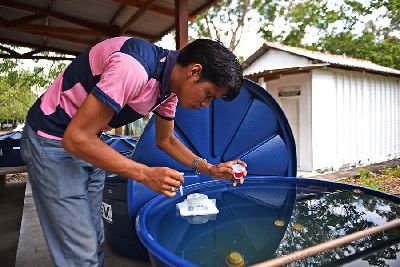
[15,182,150,267]
[298,158,400,181]
[0,182,25,267]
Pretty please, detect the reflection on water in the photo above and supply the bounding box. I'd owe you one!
[276,189,400,266]
[150,183,400,266]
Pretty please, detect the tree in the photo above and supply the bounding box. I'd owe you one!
[255,0,400,70]
[369,0,400,35]
[0,77,34,122]
[0,54,66,122]
[256,0,373,44]
[190,0,259,59]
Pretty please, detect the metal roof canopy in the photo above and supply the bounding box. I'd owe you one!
[0,0,217,60]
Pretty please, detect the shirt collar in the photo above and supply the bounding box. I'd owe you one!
[160,50,180,96]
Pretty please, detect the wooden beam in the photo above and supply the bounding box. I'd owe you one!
[0,17,9,26]
[120,0,157,34]
[7,14,44,26]
[189,0,217,20]
[14,29,94,45]
[109,4,126,26]
[175,0,188,49]
[0,45,20,56]
[0,54,73,60]
[42,0,54,48]
[157,0,218,41]
[0,1,116,36]
[94,4,126,43]
[0,37,80,56]
[124,29,158,40]
[6,22,157,43]
[9,24,99,36]
[113,0,175,17]
[23,48,45,56]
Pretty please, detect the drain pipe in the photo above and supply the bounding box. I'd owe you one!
[251,218,400,267]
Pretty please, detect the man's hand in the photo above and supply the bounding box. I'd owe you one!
[209,159,247,186]
[140,167,184,197]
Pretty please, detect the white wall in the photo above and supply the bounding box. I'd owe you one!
[311,69,338,171]
[245,49,400,172]
[311,68,400,171]
[261,73,313,171]
[244,49,310,75]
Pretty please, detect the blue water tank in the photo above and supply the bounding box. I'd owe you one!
[0,131,24,167]
[136,177,400,266]
[116,79,297,260]
[137,177,297,266]
[100,135,142,259]
[101,134,137,154]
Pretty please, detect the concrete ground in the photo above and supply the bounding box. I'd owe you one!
[0,179,150,267]
[0,181,25,267]
[14,181,151,267]
[298,158,400,181]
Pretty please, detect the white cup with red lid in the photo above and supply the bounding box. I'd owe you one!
[232,164,246,179]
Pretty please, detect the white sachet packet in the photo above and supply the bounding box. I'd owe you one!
[176,194,219,217]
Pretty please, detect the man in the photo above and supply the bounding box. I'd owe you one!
[20,37,246,266]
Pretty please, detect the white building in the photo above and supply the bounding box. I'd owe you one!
[243,42,400,173]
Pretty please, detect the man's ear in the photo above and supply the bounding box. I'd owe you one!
[189,64,202,79]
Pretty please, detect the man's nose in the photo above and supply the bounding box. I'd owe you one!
[201,99,211,108]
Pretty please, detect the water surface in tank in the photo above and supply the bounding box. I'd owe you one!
[141,179,400,266]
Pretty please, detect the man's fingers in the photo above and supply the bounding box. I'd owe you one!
[161,184,177,197]
[163,182,179,192]
[217,164,234,174]
[232,179,238,187]
[167,177,182,188]
[236,159,247,167]
[162,171,184,197]
[171,171,185,183]
[165,190,176,197]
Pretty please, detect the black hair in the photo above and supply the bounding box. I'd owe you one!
[176,39,243,101]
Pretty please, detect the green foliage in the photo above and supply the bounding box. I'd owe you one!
[358,177,385,192]
[256,0,400,70]
[339,164,400,194]
[359,168,373,180]
[189,0,399,68]
[0,73,35,121]
[190,0,257,53]
[359,169,384,191]
[0,56,66,121]
[382,165,400,178]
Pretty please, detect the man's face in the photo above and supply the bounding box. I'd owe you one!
[178,79,228,110]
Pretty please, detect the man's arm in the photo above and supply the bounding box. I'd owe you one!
[62,94,183,196]
[155,115,246,183]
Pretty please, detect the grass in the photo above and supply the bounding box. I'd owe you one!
[382,165,400,178]
[338,165,400,195]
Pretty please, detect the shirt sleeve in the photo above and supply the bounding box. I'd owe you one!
[154,93,178,120]
[91,52,148,113]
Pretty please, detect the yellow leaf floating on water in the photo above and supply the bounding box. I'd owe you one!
[291,223,304,232]
[274,220,285,227]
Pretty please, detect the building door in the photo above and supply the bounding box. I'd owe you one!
[280,97,300,167]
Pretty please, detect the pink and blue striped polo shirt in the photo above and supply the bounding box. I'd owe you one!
[27,37,179,140]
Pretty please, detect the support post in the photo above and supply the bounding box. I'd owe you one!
[174,0,188,49]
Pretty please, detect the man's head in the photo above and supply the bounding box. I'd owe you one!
[170,39,243,109]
